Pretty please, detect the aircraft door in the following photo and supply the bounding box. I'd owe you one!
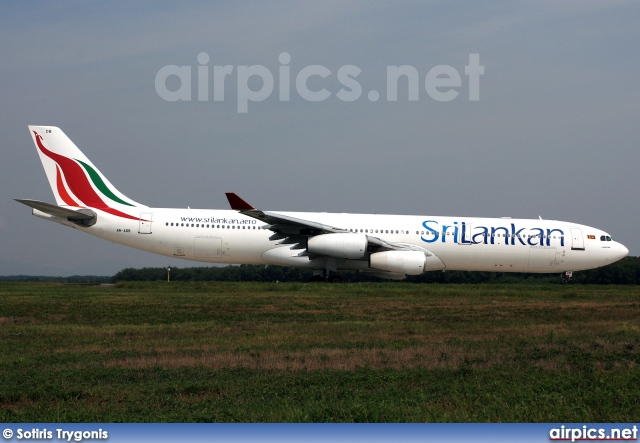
[139,213,153,234]
[458,222,475,245]
[570,228,585,251]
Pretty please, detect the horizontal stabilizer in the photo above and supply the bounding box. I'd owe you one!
[14,199,95,220]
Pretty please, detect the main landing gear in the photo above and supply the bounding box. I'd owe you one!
[308,270,342,283]
[561,271,573,284]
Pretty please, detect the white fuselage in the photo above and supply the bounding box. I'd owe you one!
[37,207,628,274]
[22,125,628,279]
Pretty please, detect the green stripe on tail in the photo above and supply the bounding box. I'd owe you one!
[76,159,135,207]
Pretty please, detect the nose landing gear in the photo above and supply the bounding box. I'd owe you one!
[561,271,573,284]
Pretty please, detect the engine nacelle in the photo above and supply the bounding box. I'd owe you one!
[307,233,367,259]
[369,250,426,275]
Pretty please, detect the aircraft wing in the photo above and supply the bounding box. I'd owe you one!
[15,199,96,221]
[226,193,347,234]
[225,193,425,253]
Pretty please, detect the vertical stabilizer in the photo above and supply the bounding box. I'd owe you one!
[28,126,147,212]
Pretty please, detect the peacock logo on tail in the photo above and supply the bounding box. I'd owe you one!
[34,131,143,221]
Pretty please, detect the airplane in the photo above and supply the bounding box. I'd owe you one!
[16,126,628,283]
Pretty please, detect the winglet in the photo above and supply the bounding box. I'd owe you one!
[225,193,255,210]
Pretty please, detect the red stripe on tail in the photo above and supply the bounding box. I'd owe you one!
[35,131,143,221]
[56,165,80,206]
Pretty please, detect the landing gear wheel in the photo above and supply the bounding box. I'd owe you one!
[308,275,324,283]
[561,271,573,284]
[328,275,342,284]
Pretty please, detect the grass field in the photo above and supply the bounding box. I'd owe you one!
[1,281,639,422]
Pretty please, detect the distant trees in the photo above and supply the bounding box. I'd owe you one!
[571,256,640,285]
[111,257,640,284]
[0,275,111,283]
[4,258,636,284]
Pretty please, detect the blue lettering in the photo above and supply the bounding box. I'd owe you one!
[460,222,473,244]
[442,225,451,243]
[511,224,526,245]
[490,226,509,245]
[474,226,488,244]
[528,228,545,246]
[547,228,564,247]
[421,220,566,248]
[421,220,439,243]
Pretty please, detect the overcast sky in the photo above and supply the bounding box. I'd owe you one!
[2,1,639,276]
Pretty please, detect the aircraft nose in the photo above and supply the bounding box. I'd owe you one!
[619,243,629,259]
[604,242,628,265]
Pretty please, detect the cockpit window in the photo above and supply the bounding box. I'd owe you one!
[600,235,613,241]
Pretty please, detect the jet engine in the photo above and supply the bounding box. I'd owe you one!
[369,250,426,275]
[307,233,367,259]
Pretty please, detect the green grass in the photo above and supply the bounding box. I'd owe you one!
[1,282,639,422]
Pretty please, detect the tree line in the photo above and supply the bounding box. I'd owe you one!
[111,256,640,284]
[0,275,112,284]
[2,257,637,284]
